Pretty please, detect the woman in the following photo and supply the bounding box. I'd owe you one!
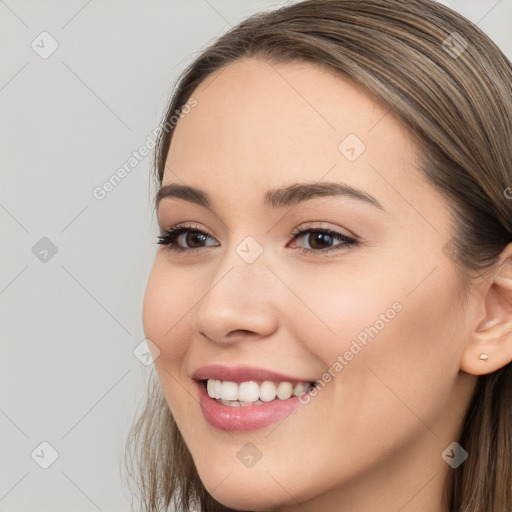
[125,0,512,510]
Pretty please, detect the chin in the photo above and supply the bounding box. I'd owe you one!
[206,487,281,512]
[198,468,290,511]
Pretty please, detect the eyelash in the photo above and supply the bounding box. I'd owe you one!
[157,223,358,256]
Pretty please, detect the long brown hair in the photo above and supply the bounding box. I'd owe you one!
[124,1,512,510]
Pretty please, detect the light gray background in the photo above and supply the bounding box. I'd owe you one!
[0,1,510,511]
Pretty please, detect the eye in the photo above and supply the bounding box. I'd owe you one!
[156,223,358,256]
[157,224,219,253]
[288,224,358,255]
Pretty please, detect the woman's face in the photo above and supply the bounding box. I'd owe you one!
[143,58,480,510]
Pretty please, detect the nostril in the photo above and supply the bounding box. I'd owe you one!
[226,329,258,339]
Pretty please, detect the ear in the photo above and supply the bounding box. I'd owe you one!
[461,243,512,375]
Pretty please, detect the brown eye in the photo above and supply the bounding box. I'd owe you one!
[307,232,335,250]
[289,227,358,255]
[157,226,219,253]
[184,231,208,248]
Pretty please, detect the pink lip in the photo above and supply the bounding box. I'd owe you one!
[194,380,308,432]
[192,364,316,384]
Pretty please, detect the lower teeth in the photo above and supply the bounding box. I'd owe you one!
[217,398,273,407]
[208,383,316,406]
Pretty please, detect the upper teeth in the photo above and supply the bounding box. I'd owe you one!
[206,379,312,402]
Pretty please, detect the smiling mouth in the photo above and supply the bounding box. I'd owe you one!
[202,378,317,406]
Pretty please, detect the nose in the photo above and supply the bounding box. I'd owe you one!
[191,245,281,345]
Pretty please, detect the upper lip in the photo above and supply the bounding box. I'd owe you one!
[192,364,316,383]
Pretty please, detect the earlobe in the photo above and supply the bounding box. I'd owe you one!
[460,246,512,376]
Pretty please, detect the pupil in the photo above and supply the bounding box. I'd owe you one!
[310,232,331,249]
[187,232,206,247]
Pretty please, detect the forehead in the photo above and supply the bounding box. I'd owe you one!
[162,57,420,211]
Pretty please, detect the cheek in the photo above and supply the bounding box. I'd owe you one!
[142,265,202,423]
[142,259,196,363]
[367,279,463,414]
[277,262,407,365]
[287,255,462,369]
[285,260,463,435]
[142,259,215,425]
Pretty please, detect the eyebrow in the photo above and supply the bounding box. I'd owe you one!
[155,181,384,211]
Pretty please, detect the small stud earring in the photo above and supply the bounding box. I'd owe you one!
[479,353,489,362]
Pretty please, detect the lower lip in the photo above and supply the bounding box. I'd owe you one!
[195,380,306,432]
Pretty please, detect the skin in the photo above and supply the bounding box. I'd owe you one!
[142,58,512,512]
